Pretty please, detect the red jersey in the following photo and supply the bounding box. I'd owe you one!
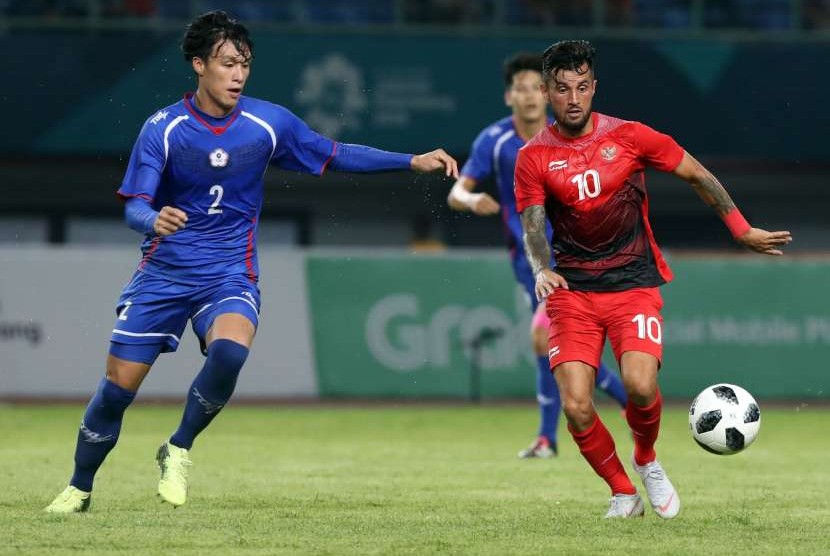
[514,112,685,292]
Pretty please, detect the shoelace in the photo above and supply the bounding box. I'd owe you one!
[644,465,672,499]
[646,466,665,482]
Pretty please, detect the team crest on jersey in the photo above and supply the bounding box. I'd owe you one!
[209,148,229,168]
[600,144,618,161]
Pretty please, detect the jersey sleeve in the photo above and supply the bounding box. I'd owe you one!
[630,122,685,172]
[514,147,546,212]
[460,127,496,182]
[117,118,165,201]
[271,107,336,175]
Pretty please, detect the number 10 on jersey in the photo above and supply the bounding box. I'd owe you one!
[570,169,601,201]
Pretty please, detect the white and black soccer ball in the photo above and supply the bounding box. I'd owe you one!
[688,383,761,455]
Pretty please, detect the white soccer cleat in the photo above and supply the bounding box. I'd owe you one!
[45,485,91,513]
[156,442,192,507]
[604,493,645,518]
[632,458,680,518]
[517,436,557,459]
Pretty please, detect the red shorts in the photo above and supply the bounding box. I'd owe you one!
[545,287,664,371]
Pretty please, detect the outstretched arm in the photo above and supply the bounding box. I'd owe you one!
[270,108,459,177]
[447,176,500,215]
[672,152,792,255]
[329,144,458,178]
[521,204,568,301]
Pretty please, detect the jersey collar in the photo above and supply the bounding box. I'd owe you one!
[183,92,240,136]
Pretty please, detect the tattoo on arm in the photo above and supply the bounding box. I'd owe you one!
[688,166,736,217]
[521,205,551,276]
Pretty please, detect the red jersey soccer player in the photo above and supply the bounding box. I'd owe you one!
[515,40,791,519]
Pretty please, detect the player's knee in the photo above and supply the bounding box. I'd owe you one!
[561,397,594,428]
[105,354,150,392]
[207,338,250,374]
[624,378,657,406]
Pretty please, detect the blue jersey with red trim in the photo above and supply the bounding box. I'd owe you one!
[118,94,334,284]
[461,115,553,261]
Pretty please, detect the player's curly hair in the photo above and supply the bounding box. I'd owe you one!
[181,11,254,64]
[541,40,596,81]
[503,53,543,87]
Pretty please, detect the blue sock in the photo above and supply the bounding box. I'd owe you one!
[169,339,248,450]
[536,355,561,445]
[595,361,628,408]
[70,378,136,492]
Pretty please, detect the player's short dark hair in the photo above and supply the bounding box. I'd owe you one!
[541,40,596,82]
[503,53,543,87]
[181,11,254,63]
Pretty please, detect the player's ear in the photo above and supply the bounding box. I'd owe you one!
[504,89,511,107]
[192,56,205,77]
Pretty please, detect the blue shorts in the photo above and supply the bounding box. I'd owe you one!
[110,271,260,362]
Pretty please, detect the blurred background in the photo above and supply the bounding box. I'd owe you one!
[1,0,828,402]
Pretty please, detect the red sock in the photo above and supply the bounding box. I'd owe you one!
[626,389,663,466]
[569,416,636,495]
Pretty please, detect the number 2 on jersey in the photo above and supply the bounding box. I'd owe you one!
[118,301,132,321]
[570,169,601,201]
[208,184,224,215]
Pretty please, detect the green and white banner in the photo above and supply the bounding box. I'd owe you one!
[660,258,830,398]
[307,254,830,399]
[306,254,538,398]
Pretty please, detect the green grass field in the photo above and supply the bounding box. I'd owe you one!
[1,403,828,555]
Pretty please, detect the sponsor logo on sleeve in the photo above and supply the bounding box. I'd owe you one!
[150,110,169,125]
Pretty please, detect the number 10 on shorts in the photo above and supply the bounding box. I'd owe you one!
[632,313,662,344]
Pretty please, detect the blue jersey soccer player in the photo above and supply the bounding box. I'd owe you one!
[447,53,627,459]
[45,11,458,513]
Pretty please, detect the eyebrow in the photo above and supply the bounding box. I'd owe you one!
[554,79,590,87]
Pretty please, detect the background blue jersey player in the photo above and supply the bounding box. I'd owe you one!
[46,11,458,513]
[447,53,627,459]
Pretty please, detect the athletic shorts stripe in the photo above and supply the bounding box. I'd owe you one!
[111,329,182,344]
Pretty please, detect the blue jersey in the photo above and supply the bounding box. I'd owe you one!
[460,115,554,261]
[118,94,335,285]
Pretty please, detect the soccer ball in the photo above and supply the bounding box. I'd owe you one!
[688,383,761,455]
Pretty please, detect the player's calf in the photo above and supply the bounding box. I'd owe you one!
[169,339,249,450]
